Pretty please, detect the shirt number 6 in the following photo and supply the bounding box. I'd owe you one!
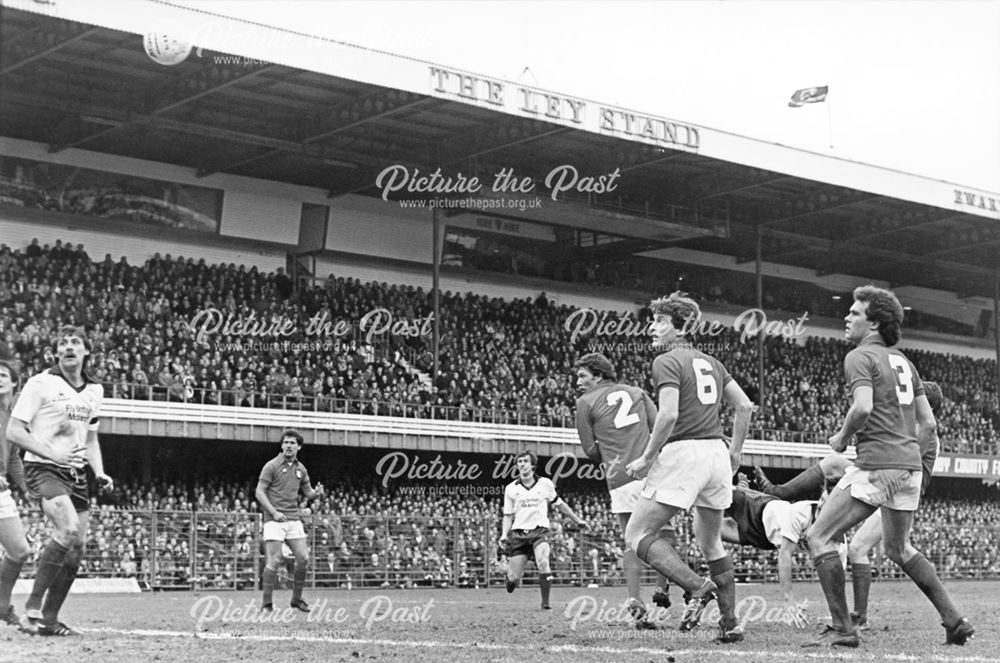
[692,358,718,405]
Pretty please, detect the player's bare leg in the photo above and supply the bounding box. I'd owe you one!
[261,540,285,610]
[881,507,972,644]
[285,537,310,611]
[506,554,528,593]
[847,510,883,630]
[533,541,553,609]
[803,487,871,647]
[755,456,850,501]
[21,495,81,635]
[0,515,31,625]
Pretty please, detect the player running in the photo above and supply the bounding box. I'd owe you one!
[574,352,675,627]
[256,429,325,612]
[624,292,754,644]
[803,287,972,648]
[500,450,589,610]
[7,326,113,636]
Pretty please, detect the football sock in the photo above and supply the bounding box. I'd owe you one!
[262,567,277,606]
[623,549,643,602]
[26,539,69,613]
[814,550,852,632]
[539,573,551,606]
[851,563,872,618]
[41,546,82,624]
[708,555,736,628]
[636,533,703,592]
[291,562,308,602]
[0,555,25,612]
[658,526,679,547]
[771,464,826,501]
[900,553,961,627]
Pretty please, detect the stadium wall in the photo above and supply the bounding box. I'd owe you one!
[0,207,288,274]
[0,136,326,244]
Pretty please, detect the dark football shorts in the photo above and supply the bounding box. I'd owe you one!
[505,527,549,558]
[24,463,90,512]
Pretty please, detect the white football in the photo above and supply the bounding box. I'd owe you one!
[144,29,193,66]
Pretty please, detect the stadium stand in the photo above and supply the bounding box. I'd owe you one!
[0,239,998,453]
[1,238,997,452]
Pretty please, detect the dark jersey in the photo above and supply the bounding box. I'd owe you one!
[651,345,732,442]
[726,488,778,550]
[0,408,26,492]
[257,454,311,521]
[844,336,924,471]
[920,436,938,496]
[576,382,656,490]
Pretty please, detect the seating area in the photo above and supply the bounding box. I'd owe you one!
[1,238,998,452]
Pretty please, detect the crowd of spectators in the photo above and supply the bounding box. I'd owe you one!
[7,476,1000,592]
[0,238,998,454]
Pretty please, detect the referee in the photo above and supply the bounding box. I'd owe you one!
[256,429,324,612]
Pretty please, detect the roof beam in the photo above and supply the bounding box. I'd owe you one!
[696,175,797,202]
[3,90,376,169]
[740,227,991,277]
[49,61,278,151]
[756,192,884,229]
[764,210,966,263]
[437,119,571,165]
[197,89,434,176]
[1,21,99,76]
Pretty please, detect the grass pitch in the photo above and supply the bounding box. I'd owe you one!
[2,580,996,662]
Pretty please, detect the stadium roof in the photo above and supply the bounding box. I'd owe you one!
[3,1,999,298]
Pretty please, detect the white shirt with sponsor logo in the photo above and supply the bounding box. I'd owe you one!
[761,500,815,548]
[504,476,561,530]
[12,368,102,469]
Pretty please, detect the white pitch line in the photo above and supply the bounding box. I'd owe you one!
[84,627,998,662]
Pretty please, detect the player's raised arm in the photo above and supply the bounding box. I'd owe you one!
[626,386,678,479]
[723,381,753,473]
[641,391,657,431]
[575,398,601,462]
[914,394,938,460]
[829,385,872,453]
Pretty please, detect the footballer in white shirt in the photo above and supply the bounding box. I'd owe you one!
[6,326,113,636]
[500,451,589,609]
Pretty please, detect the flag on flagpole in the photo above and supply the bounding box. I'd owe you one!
[788,85,829,107]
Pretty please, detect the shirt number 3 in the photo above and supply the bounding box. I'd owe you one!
[887,355,914,405]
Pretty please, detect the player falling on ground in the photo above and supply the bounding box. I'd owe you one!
[756,381,945,632]
[0,361,34,628]
[722,479,816,624]
[7,326,114,636]
[803,286,973,648]
[500,450,589,610]
[255,428,325,612]
[624,291,754,644]
[574,352,675,627]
